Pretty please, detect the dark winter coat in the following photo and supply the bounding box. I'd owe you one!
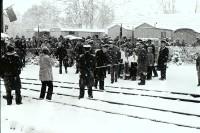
[1,52,22,77]
[75,43,84,59]
[15,40,26,59]
[137,48,147,74]
[95,49,107,79]
[79,52,95,79]
[196,55,200,71]
[107,47,120,64]
[55,46,68,61]
[157,46,169,67]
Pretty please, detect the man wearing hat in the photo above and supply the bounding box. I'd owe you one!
[107,42,120,83]
[55,42,68,74]
[94,44,108,90]
[1,45,23,105]
[137,42,148,85]
[157,40,169,80]
[78,44,95,99]
[146,39,158,77]
[74,39,84,74]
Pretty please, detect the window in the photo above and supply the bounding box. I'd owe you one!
[161,32,166,39]
[69,31,75,35]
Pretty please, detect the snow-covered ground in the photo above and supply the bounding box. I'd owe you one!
[1,63,200,133]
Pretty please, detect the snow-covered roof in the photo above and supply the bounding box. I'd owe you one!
[33,28,50,32]
[107,24,134,30]
[60,28,105,33]
[137,38,160,41]
[113,14,200,33]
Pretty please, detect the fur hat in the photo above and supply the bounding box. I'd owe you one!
[42,46,49,54]
[7,45,15,52]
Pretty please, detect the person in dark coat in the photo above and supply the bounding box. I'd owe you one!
[107,44,120,83]
[74,40,85,74]
[146,47,154,80]
[146,39,158,77]
[39,47,54,100]
[196,52,200,86]
[1,45,23,105]
[94,46,108,90]
[79,45,95,99]
[137,43,148,85]
[157,40,169,80]
[15,37,26,68]
[55,42,68,74]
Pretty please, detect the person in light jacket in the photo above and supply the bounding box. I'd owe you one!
[39,47,54,100]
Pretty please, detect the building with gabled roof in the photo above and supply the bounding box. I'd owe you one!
[135,23,173,41]
[174,28,200,46]
[107,24,133,39]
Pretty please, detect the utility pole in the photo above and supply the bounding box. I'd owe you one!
[1,0,3,60]
[1,0,3,33]
[131,26,134,46]
[195,0,198,13]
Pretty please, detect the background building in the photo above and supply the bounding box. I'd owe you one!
[107,24,133,39]
[174,28,200,46]
[135,23,173,41]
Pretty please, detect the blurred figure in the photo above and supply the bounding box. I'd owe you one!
[79,45,95,99]
[94,45,108,90]
[15,36,26,67]
[129,49,138,80]
[55,42,68,74]
[146,47,154,80]
[41,39,51,50]
[39,47,54,100]
[157,40,169,80]
[107,44,120,83]
[74,40,84,74]
[137,43,147,85]
[1,45,23,105]
[146,39,158,77]
[196,52,200,86]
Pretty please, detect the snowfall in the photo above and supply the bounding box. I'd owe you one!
[1,62,200,133]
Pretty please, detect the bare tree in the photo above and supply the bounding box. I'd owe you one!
[82,0,98,28]
[96,0,114,28]
[21,1,60,30]
[195,0,199,13]
[161,0,176,14]
[62,0,83,28]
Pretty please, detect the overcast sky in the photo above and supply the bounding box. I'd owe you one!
[3,0,200,31]
[3,0,200,14]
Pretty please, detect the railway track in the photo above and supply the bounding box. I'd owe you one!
[1,77,200,130]
[17,78,200,104]
[20,77,200,98]
[19,87,200,118]
[1,90,200,130]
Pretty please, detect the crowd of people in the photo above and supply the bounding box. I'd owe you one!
[1,34,200,105]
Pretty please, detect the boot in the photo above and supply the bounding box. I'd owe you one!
[16,96,22,105]
[6,92,12,105]
[138,80,145,85]
[88,87,93,98]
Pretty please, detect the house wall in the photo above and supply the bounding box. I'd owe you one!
[174,31,197,45]
[135,27,173,40]
[108,25,132,39]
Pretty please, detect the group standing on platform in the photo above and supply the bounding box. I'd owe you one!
[0,34,199,105]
